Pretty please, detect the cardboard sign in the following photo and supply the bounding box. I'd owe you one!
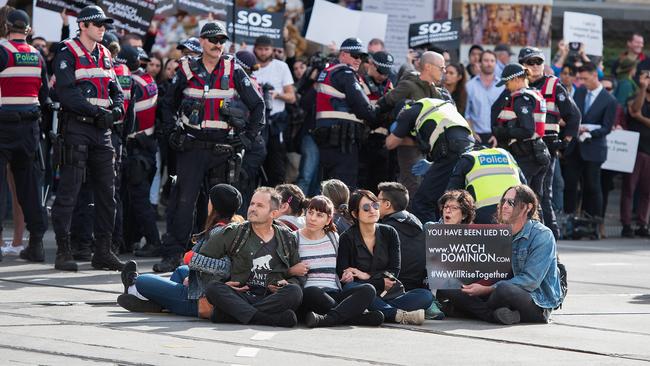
[425,224,512,290]
[35,0,96,16]
[100,0,156,37]
[409,19,461,51]
[563,11,603,57]
[177,0,230,17]
[602,129,640,173]
[306,0,387,50]
[226,6,285,47]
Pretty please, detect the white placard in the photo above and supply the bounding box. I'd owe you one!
[362,0,434,67]
[32,6,79,42]
[602,130,640,173]
[0,0,7,6]
[563,11,603,57]
[306,0,387,51]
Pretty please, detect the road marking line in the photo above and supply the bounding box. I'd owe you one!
[236,347,259,358]
[591,263,631,266]
[251,331,276,341]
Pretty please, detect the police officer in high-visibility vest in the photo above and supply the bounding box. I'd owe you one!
[156,22,264,273]
[358,50,395,190]
[386,98,474,223]
[519,47,581,239]
[51,5,125,272]
[491,63,551,217]
[447,146,526,224]
[313,37,379,188]
[0,10,49,263]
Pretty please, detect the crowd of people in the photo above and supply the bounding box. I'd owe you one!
[0,1,646,327]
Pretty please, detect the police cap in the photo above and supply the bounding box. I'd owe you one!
[200,22,228,39]
[136,47,150,62]
[7,9,30,31]
[176,37,203,54]
[369,51,394,75]
[77,5,114,25]
[340,38,367,57]
[496,63,527,87]
[101,32,120,48]
[115,45,140,71]
[518,47,545,63]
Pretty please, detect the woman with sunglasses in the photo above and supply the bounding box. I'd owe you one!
[337,190,434,325]
[291,196,384,327]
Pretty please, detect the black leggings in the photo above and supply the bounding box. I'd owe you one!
[437,282,549,324]
[300,283,376,324]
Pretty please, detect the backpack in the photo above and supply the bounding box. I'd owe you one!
[556,256,568,309]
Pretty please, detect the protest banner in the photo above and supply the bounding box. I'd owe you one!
[425,224,512,290]
[408,18,461,54]
[177,0,230,17]
[35,0,96,16]
[154,0,177,18]
[602,130,640,173]
[100,0,156,37]
[563,11,603,57]
[226,6,284,48]
[306,0,387,51]
[32,5,79,41]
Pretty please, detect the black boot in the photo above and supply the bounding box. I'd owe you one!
[54,236,78,271]
[121,260,139,294]
[134,242,161,257]
[19,235,45,262]
[92,236,125,271]
[72,238,93,261]
[152,255,180,273]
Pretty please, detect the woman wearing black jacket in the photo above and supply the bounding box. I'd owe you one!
[337,190,434,325]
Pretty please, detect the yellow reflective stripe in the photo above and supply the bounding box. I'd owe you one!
[428,117,470,148]
[0,96,39,105]
[134,95,158,112]
[0,39,19,53]
[466,166,520,183]
[0,66,41,77]
[182,88,235,99]
[86,98,111,107]
[180,115,230,130]
[127,126,155,139]
[475,196,502,209]
[315,83,346,99]
[415,100,448,129]
[315,111,363,123]
[75,68,114,80]
[545,123,560,133]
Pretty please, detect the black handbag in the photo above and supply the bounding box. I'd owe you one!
[380,271,406,301]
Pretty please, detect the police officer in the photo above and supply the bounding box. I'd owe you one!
[519,47,581,239]
[51,5,125,271]
[358,50,396,190]
[0,10,49,263]
[177,38,203,58]
[447,146,526,224]
[156,22,264,272]
[313,37,379,188]
[491,63,550,216]
[385,98,474,223]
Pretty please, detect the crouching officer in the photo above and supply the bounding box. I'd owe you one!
[491,63,550,217]
[156,22,264,273]
[447,146,526,224]
[313,37,379,188]
[0,10,49,263]
[386,98,474,223]
[51,5,125,271]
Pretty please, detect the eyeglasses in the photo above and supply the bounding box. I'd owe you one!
[91,21,106,28]
[361,202,380,212]
[207,37,228,45]
[524,59,544,66]
[350,54,363,60]
[443,204,461,211]
[500,198,516,207]
[432,64,446,72]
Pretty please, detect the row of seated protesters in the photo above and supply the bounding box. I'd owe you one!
[117,181,563,327]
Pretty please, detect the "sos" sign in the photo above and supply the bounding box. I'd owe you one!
[418,21,452,35]
[237,10,273,28]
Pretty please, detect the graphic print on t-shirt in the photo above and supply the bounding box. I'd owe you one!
[247,238,279,294]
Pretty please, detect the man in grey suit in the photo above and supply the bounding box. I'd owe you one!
[563,63,617,219]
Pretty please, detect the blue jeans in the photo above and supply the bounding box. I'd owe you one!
[135,265,198,317]
[296,134,320,196]
[343,281,434,322]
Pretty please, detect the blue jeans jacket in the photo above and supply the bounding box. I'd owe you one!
[496,220,562,309]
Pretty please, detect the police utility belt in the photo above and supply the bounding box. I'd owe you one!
[509,138,550,166]
[313,122,365,153]
[0,109,40,122]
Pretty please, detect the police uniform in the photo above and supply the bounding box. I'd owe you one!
[51,6,125,271]
[391,98,474,223]
[520,47,582,239]
[358,51,396,191]
[156,22,264,272]
[493,63,550,216]
[0,10,49,263]
[313,38,378,188]
[447,147,525,224]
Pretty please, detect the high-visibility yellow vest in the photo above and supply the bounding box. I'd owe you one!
[410,98,471,152]
[464,148,521,209]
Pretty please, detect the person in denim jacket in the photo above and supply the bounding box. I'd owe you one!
[438,184,562,325]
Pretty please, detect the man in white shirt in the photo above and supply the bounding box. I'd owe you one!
[253,36,296,186]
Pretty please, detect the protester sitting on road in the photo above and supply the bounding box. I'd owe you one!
[437,185,563,325]
[275,184,307,231]
[291,195,384,327]
[438,190,476,225]
[116,184,243,316]
[337,189,434,325]
[203,187,305,328]
[321,179,354,233]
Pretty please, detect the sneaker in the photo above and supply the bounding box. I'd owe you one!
[304,311,326,328]
[622,225,635,238]
[117,294,163,313]
[493,307,521,325]
[121,260,139,294]
[635,225,650,237]
[425,300,445,320]
[1,245,24,256]
[351,311,384,326]
[395,309,425,325]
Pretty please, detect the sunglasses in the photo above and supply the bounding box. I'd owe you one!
[91,21,107,28]
[524,59,544,66]
[361,202,380,212]
[207,37,228,45]
[500,198,516,207]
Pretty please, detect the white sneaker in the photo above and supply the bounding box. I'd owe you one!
[1,245,25,256]
[395,309,425,325]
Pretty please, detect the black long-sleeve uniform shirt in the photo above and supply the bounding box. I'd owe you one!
[324,64,378,124]
[0,39,50,110]
[529,75,581,139]
[491,89,538,141]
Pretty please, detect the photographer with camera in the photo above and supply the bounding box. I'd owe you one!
[156,22,264,273]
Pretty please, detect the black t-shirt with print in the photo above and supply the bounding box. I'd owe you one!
[246,237,280,296]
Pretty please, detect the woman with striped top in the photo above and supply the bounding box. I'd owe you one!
[290,196,384,327]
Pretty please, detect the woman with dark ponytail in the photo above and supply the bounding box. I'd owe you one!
[321,179,354,233]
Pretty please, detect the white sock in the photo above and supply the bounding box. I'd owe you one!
[128,285,148,301]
